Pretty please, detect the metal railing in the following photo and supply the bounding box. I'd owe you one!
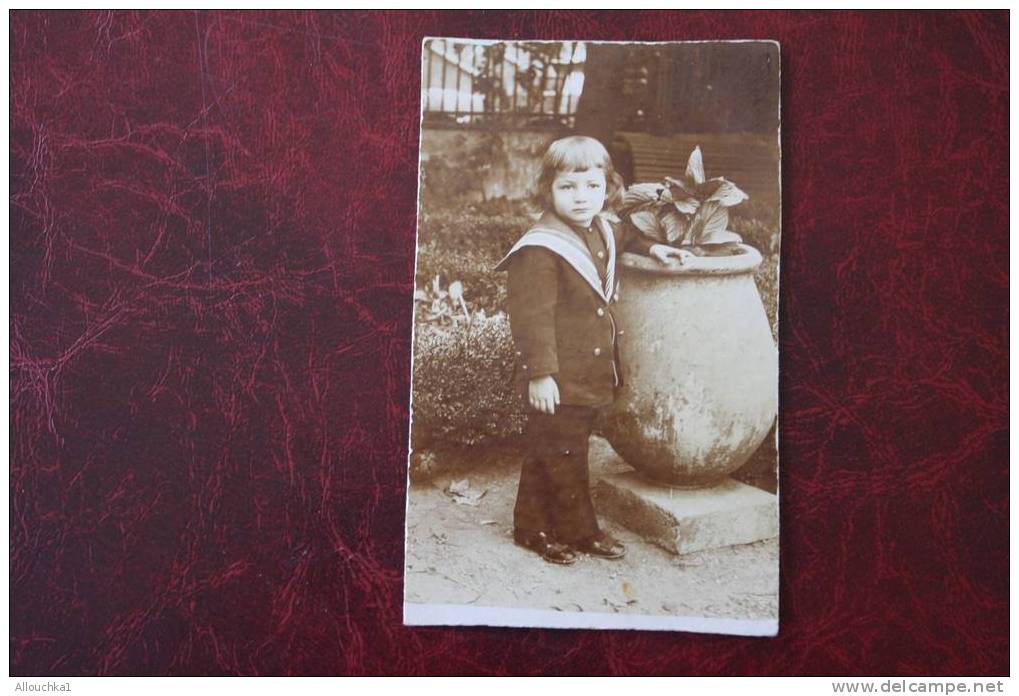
[421,39,586,128]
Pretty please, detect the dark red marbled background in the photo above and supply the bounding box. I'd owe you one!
[10,10,1008,675]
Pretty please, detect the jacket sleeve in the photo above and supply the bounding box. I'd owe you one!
[618,218,657,256]
[506,246,559,379]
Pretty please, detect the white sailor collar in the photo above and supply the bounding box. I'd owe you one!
[494,211,618,303]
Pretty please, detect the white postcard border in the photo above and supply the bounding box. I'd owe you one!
[405,603,778,637]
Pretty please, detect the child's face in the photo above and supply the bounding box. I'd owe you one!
[551,168,606,229]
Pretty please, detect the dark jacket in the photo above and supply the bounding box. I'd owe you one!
[495,211,656,407]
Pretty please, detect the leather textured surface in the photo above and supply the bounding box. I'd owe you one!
[10,11,1007,675]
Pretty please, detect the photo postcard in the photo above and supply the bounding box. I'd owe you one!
[404,38,781,635]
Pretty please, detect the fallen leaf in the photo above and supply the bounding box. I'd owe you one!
[448,479,470,496]
[445,478,488,506]
[622,580,637,601]
[452,489,487,506]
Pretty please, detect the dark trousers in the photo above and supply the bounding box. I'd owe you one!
[513,405,600,544]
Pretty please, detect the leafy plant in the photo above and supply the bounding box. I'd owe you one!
[415,275,480,326]
[620,146,749,246]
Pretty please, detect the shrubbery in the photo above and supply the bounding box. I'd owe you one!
[411,313,526,448]
[412,201,780,449]
[414,202,532,318]
[730,198,780,257]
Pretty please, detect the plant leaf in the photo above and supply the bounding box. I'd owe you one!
[700,229,743,245]
[685,146,705,185]
[621,183,664,209]
[704,178,749,207]
[687,201,729,244]
[698,207,729,244]
[629,210,665,242]
[673,197,699,215]
[665,175,697,200]
[448,280,464,302]
[660,210,689,244]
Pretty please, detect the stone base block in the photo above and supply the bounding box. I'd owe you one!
[594,473,778,555]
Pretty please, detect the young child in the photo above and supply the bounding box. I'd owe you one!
[494,136,690,565]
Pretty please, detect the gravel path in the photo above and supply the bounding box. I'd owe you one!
[405,437,778,623]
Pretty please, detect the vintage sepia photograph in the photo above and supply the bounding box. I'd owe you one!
[404,38,781,635]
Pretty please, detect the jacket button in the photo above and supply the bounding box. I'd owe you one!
[596,250,605,259]
[596,307,605,317]
[522,364,528,370]
[593,347,602,356]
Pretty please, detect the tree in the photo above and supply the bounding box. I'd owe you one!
[572,44,635,184]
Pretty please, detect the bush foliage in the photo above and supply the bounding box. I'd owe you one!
[411,314,526,448]
[414,202,532,319]
[413,201,779,448]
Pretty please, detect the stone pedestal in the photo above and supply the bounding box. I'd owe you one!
[594,472,778,555]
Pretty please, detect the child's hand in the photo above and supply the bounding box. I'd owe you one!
[528,375,560,415]
[649,244,694,266]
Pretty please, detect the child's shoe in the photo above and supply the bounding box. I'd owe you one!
[577,531,626,560]
[513,530,577,565]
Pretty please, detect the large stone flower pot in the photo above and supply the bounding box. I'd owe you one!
[600,244,778,488]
